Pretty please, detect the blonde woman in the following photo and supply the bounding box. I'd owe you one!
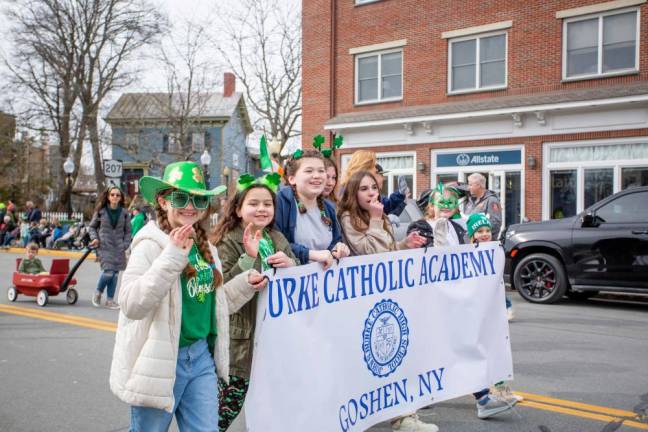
[339,150,406,216]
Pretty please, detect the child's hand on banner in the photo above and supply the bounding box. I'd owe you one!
[248,269,268,291]
[405,231,427,249]
[332,242,350,260]
[267,251,293,268]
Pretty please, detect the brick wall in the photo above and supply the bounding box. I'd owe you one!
[337,127,648,221]
[303,0,648,142]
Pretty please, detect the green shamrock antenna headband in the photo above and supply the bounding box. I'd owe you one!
[311,134,343,158]
[237,172,281,193]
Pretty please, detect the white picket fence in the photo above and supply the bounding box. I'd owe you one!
[18,211,85,222]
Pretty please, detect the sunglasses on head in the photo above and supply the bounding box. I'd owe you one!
[165,191,210,210]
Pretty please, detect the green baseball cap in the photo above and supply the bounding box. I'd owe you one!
[467,213,492,238]
[139,161,226,205]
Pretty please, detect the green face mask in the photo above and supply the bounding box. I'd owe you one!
[434,194,459,210]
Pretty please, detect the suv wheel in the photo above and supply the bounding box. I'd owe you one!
[514,253,568,304]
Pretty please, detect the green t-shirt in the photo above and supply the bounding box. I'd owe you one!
[18,257,46,274]
[179,245,216,350]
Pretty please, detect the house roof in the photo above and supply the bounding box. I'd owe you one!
[325,82,648,128]
[105,92,253,133]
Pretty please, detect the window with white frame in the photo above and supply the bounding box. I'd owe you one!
[355,49,402,104]
[192,131,205,152]
[355,0,381,4]
[449,32,507,93]
[563,8,639,79]
[340,152,416,196]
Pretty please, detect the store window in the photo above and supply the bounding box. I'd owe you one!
[437,173,459,186]
[355,50,403,104]
[563,9,639,79]
[376,154,415,196]
[550,170,577,219]
[622,167,648,189]
[584,168,613,209]
[544,139,648,219]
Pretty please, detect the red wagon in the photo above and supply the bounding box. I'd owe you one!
[7,248,93,307]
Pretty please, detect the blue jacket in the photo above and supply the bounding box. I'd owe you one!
[274,186,342,265]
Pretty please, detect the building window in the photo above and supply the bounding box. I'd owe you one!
[544,138,648,219]
[126,132,139,149]
[449,32,506,93]
[376,154,415,196]
[563,9,639,80]
[192,132,205,152]
[355,49,402,104]
[355,0,381,4]
[164,134,182,153]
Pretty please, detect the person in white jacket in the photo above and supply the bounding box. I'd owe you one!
[109,161,267,432]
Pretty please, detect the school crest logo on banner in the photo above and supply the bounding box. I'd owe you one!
[362,299,409,378]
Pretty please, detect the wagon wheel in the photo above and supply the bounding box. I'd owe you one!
[66,288,79,305]
[7,287,18,302]
[36,289,49,307]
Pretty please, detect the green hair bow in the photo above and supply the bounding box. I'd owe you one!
[237,172,281,193]
[312,134,343,158]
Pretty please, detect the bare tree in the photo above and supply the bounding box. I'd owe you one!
[157,18,220,159]
[216,0,301,153]
[2,0,84,207]
[75,0,165,191]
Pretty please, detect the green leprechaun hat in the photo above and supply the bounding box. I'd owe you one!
[139,161,227,204]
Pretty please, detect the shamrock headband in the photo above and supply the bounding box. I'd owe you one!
[237,172,281,193]
[290,134,343,159]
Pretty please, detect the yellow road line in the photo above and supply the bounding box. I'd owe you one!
[518,400,648,430]
[516,390,637,418]
[0,304,116,332]
[1,247,96,259]
[1,304,647,430]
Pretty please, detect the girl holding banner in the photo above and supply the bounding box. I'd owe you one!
[109,161,268,432]
[212,172,298,431]
[337,170,436,432]
[275,149,350,267]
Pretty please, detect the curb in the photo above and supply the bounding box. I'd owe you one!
[0,247,97,260]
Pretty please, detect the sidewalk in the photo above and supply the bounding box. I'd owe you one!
[0,247,97,260]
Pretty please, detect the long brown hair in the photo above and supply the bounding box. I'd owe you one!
[155,188,223,287]
[323,157,339,205]
[284,149,331,226]
[337,170,394,242]
[211,184,277,245]
[95,186,125,213]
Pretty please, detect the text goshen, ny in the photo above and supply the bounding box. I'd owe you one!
[267,248,497,319]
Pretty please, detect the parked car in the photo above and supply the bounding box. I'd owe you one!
[503,186,648,304]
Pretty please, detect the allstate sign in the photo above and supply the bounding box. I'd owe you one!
[437,149,521,168]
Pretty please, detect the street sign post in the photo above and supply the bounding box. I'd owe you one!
[104,160,123,178]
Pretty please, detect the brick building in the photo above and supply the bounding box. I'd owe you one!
[303,0,648,225]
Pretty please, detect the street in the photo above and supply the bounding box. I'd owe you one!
[1,252,647,432]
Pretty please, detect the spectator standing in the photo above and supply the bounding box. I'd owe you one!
[89,187,131,309]
[0,215,16,246]
[25,201,42,223]
[463,173,503,238]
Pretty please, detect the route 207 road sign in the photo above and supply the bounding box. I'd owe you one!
[104,159,123,178]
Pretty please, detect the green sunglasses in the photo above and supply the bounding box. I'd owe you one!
[165,191,210,210]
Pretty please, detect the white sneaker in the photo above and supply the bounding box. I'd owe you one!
[476,394,513,419]
[491,383,523,405]
[105,299,120,310]
[507,307,514,321]
[393,414,439,432]
[92,291,102,308]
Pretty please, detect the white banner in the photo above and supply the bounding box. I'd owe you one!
[244,242,513,432]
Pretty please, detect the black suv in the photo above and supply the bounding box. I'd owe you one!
[503,186,648,304]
